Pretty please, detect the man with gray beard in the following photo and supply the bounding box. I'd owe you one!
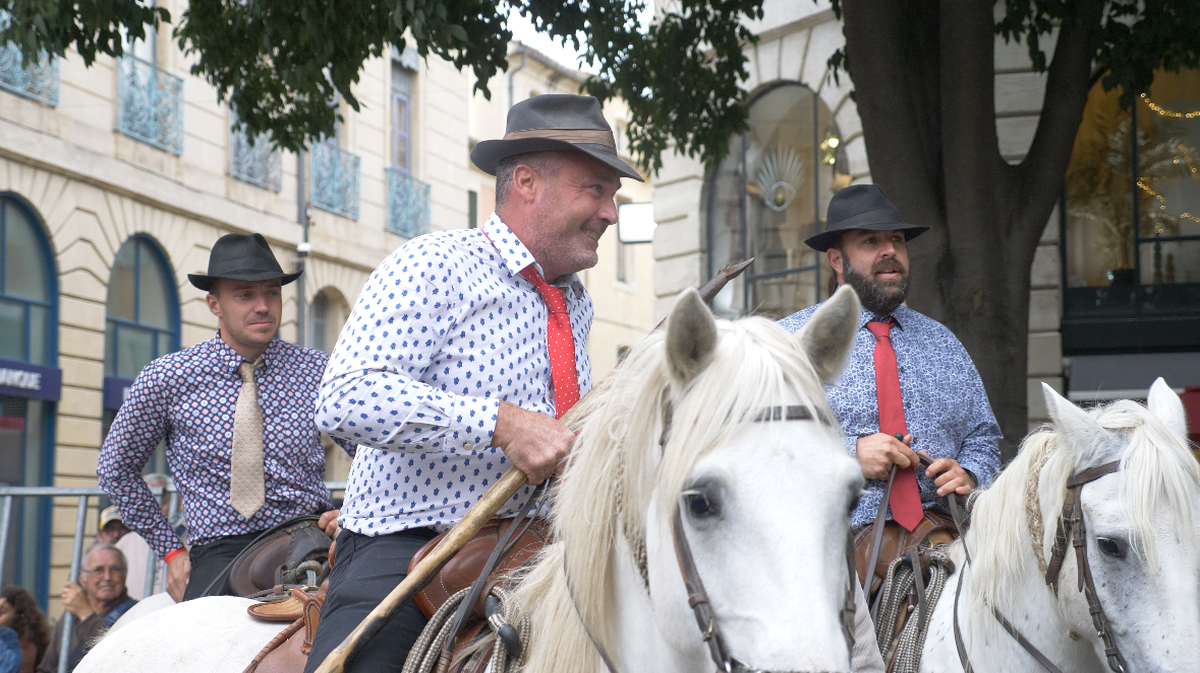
[778,185,1000,537]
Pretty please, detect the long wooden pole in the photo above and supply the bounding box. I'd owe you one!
[313,258,754,673]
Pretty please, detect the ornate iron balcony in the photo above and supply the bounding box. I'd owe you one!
[0,44,58,106]
[386,168,431,238]
[229,116,282,191]
[117,55,183,154]
[311,142,360,220]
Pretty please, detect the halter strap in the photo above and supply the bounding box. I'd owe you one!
[954,459,1126,673]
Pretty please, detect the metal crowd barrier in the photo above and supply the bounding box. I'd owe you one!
[0,481,349,673]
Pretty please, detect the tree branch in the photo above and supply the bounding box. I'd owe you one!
[1016,0,1105,251]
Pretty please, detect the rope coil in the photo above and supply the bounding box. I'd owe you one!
[403,585,530,673]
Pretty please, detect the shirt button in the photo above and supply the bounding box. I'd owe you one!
[463,442,474,451]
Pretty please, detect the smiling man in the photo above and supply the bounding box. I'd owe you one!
[98,233,354,602]
[778,185,1000,573]
[306,94,642,673]
[38,544,136,672]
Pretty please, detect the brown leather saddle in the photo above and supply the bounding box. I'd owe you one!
[228,515,333,597]
[404,518,551,673]
[853,509,957,600]
[409,517,551,620]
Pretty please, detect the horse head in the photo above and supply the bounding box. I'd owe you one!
[1036,380,1200,672]
[530,285,863,673]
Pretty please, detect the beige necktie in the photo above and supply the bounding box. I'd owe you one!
[230,357,266,519]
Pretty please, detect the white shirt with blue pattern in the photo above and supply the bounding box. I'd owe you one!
[316,213,593,534]
[778,303,1001,529]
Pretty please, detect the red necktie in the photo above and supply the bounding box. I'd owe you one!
[520,267,581,419]
[866,319,923,531]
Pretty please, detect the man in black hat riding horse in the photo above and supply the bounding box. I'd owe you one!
[304,93,642,673]
[99,233,355,602]
[779,185,1001,599]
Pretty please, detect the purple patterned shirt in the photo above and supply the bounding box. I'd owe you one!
[316,214,593,535]
[98,335,355,557]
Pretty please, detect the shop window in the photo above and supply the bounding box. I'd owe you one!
[0,194,58,604]
[102,235,180,475]
[706,83,849,319]
[1063,70,1200,354]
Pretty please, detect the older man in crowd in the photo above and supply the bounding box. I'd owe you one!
[38,544,136,673]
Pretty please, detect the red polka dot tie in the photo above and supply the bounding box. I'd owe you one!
[867,318,923,531]
[520,266,581,419]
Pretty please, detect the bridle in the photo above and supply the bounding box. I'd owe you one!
[569,402,859,673]
[953,459,1127,673]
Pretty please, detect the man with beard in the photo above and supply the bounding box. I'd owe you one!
[778,185,1000,536]
[304,94,643,673]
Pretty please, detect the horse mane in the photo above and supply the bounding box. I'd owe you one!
[966,398,1200,614]
[506,315,835,673]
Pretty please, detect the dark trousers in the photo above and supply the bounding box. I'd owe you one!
[182,530,262,601]
[304,528,439,673]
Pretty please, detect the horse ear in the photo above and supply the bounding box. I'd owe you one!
[665,288,718,386]
[1043,382,1114,463]
[796,285,861,385]
[1147,377,1188,438]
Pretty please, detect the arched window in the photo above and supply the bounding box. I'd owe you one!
[706,83,848,319]
[103,235,180,475]
[309,288,349,355]
[0,194,58,601]
[105,236,180,379]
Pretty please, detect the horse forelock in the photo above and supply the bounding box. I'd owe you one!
[506,314,837,672]
[967,398,1200,618]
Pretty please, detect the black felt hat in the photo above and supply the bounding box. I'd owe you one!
[804,184,930,252]
[187,233,301,292]
[471,94,643,181]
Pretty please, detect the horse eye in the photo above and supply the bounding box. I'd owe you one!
[849,492,862,516]
[684,491,719,519]
[1097,537,1125,559]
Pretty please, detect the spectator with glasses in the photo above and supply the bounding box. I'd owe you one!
[37,544,136,673]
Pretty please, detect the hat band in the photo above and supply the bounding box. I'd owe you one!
[502,127,615,149]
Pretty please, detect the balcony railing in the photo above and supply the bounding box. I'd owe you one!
[0,43,58,105]
[229,118,282,191]
[386,168,431,238]
[117,55,183,154]
[311,142,360,220]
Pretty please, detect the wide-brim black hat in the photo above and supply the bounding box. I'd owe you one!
[471,94,644,182]
[804,184,929,252]
[187,233,301,292]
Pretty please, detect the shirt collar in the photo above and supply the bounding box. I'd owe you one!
[858,304,911,331]
[481,212,585,299]
[208,331,280,371]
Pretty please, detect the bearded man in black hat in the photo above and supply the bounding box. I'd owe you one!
[304,94,642,673]
[779,185,1000,573]
[98,233,355,602]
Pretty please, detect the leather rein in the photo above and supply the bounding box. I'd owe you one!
[952,459,1127,673]
[571,402,859,673]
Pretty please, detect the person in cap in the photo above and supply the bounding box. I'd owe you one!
[779,184,1000,533]
[95,506,130,545]
[98,233,355,602]
[304,93,641,673]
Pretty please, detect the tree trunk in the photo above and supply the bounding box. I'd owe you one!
[841,0,1102,461]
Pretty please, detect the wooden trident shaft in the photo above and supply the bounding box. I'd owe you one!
[312,257,754,673]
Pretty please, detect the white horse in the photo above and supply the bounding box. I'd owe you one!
[918,379,1200,673]
[78,285,874,673]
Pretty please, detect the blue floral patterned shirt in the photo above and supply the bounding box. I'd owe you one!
[315,213,593,535]
[98,335,355,556]
[778,304,1001,528]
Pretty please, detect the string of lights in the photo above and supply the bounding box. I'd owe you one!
[1137,177,1200,227]
[1140,93,1200,119]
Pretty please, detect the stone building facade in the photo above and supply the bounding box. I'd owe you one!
[0,20,653,612]
[652,1,1200,443]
